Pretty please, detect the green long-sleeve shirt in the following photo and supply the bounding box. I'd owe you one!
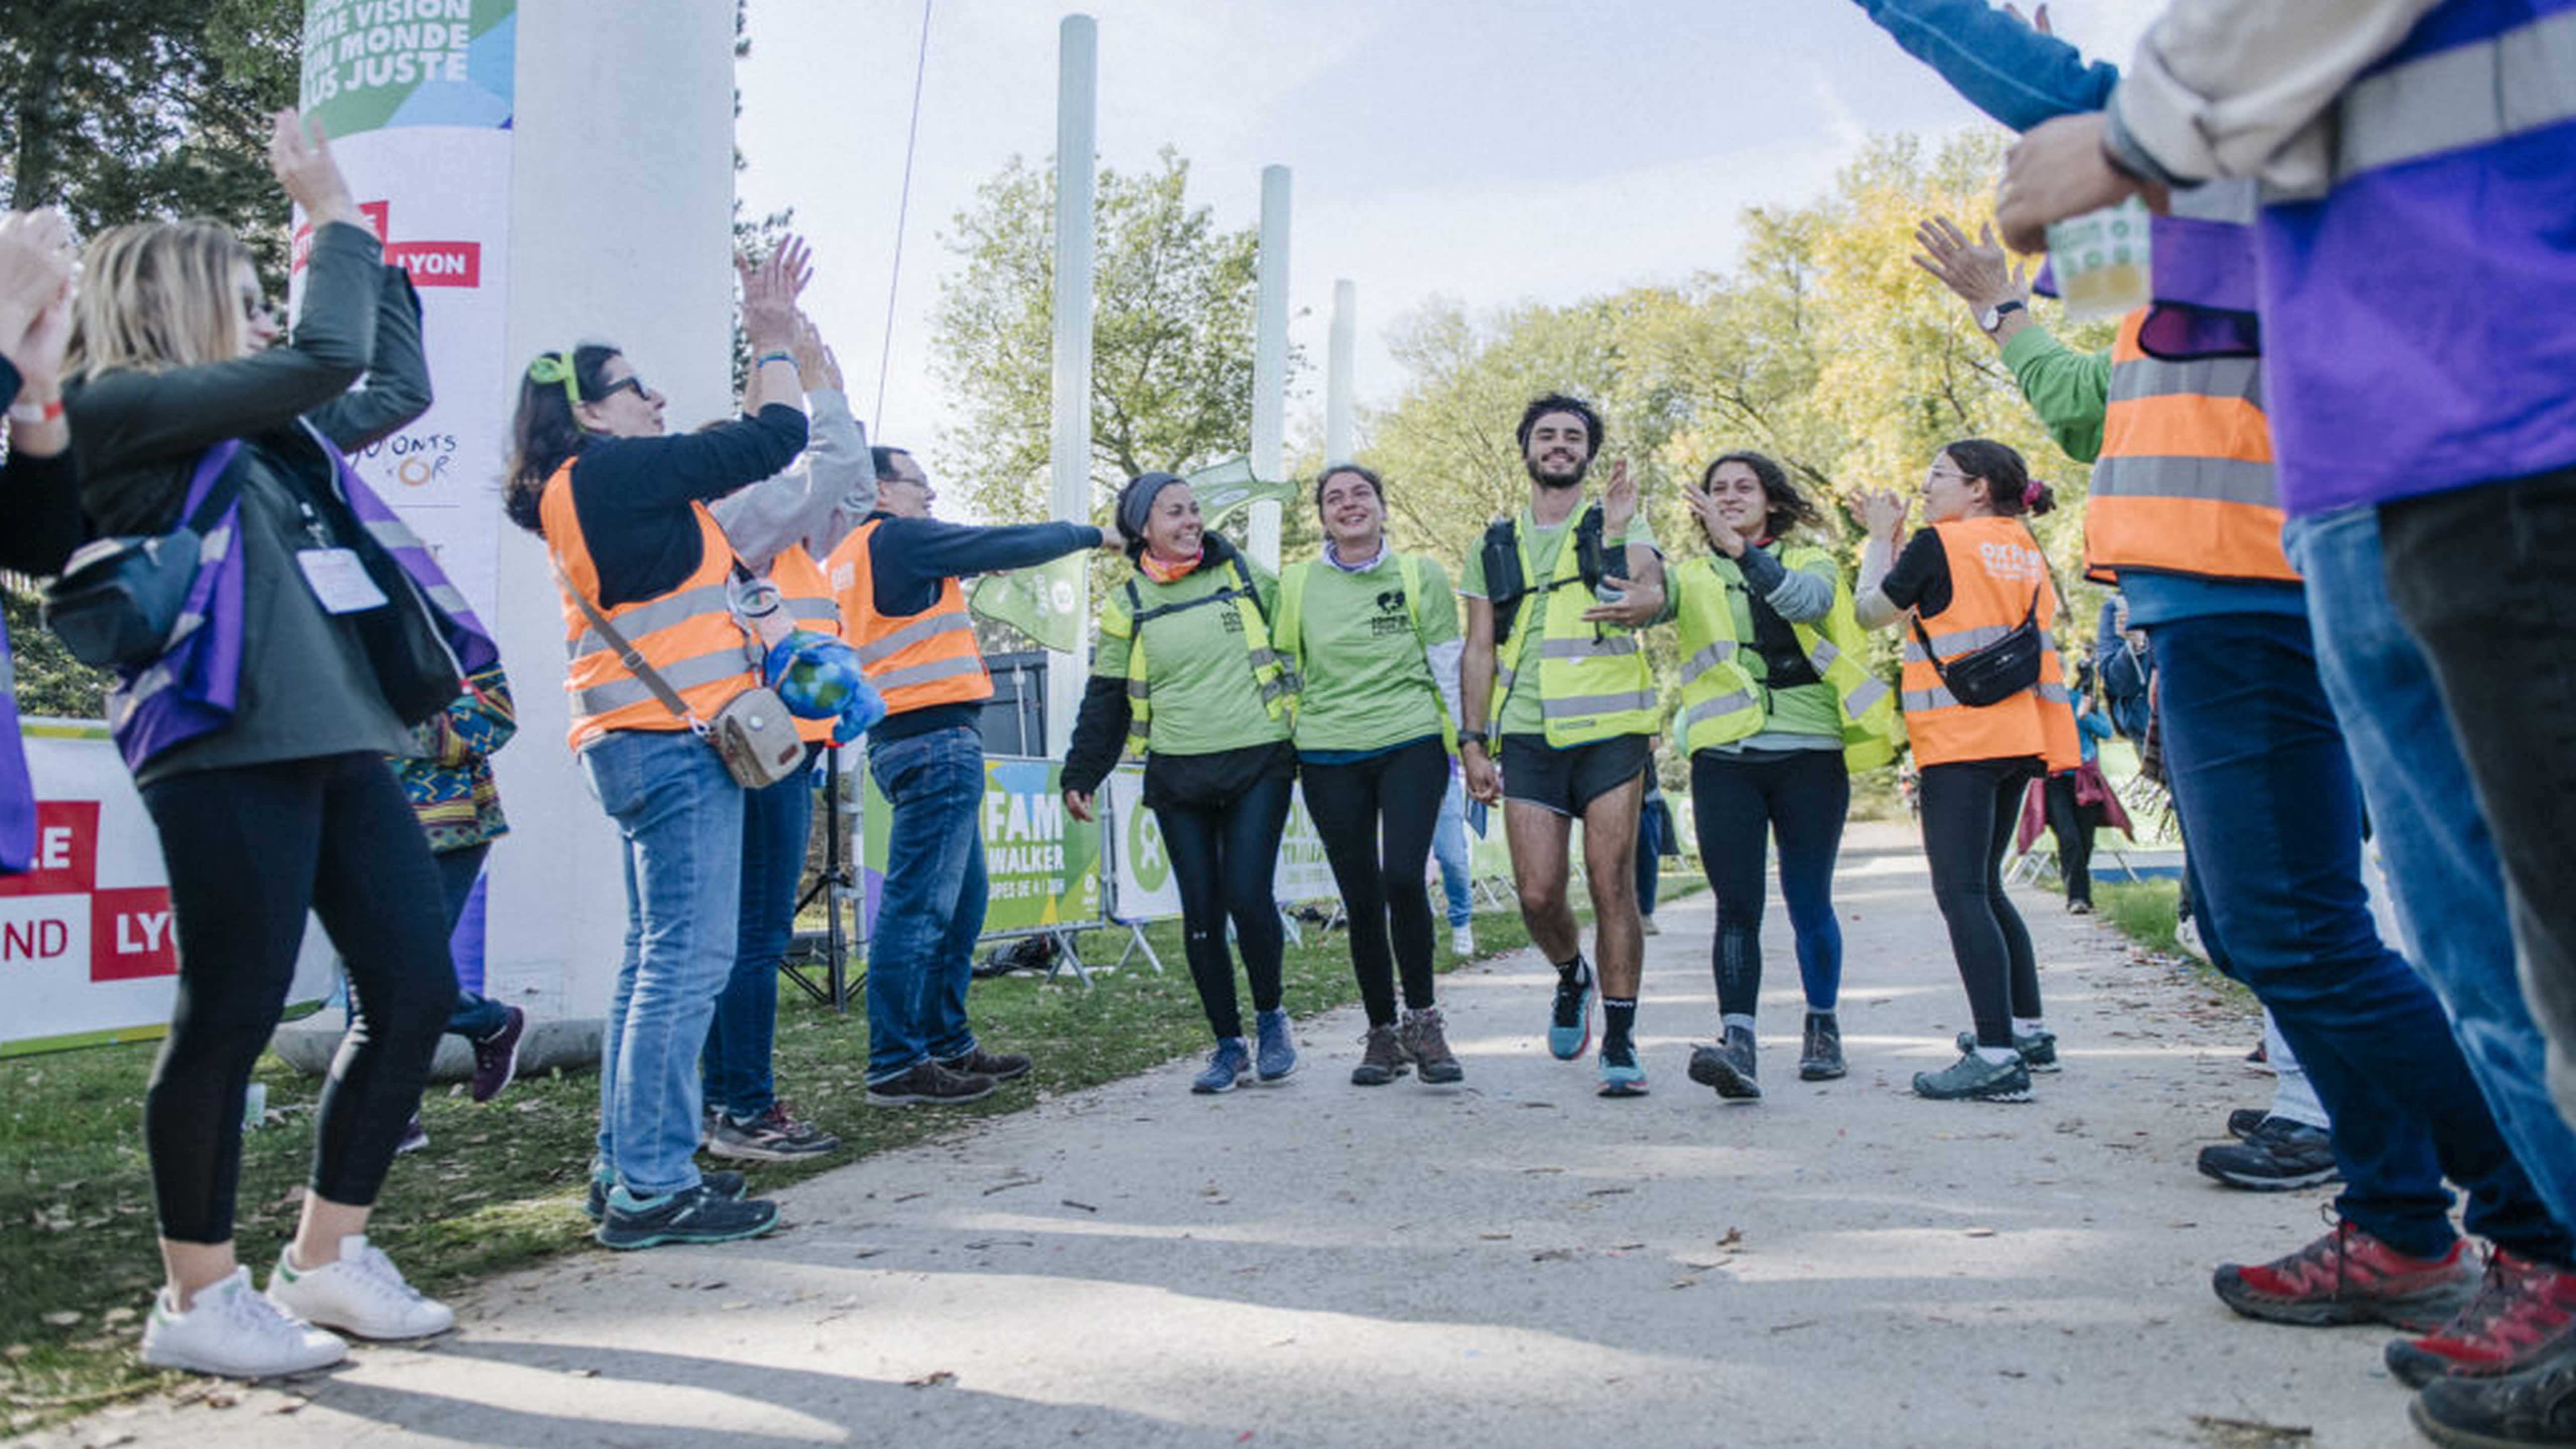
[2001,324,2111,465]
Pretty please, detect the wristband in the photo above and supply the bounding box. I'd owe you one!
[755,350,796,369]
[1459,731,1489,750]
[8,396,63,425]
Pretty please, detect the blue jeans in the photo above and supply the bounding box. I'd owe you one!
[1850,0,2120,132]
[2287,507,2576,1235]
[2148,611,2567,1262]
[1433,772,1473,929]
[701,746,819,1120]
[864,726,986,1083]
[581,729,744,1197]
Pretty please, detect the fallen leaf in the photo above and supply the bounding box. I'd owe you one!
[906,1370,957,1389]
[41,1311,80,1328]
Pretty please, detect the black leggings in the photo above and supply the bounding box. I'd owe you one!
[1692,749,1850,1018]
[1302,737,1448,1025]
[1155,769,1295,1040]
[1916,757,2043,1049]
[2042,771,2098,906]
[139,753,456,1243]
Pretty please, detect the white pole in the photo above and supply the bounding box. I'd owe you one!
[1247,164,1292,571]
[1324,278,1356,465]
[1045,15,1098,757]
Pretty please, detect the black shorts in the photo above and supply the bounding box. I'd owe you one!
[1498,732,1651,817]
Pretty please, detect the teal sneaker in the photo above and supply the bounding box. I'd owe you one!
[586,1169,746,1223]
[596,1182,778,1250]
[1953,1027,2059,1072]
[1192,1037,1251,1094]
[1254,1008,1298,1082]
[1913,1050,2034,1102]
[1549,962,1595,1060]
[1598,1040,1649,1098]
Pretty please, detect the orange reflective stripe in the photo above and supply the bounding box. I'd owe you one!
[542,462,758,750]
[825,518,992,715]
[1899,518,2079,773]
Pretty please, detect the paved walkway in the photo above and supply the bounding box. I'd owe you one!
[39,822,2429,1447]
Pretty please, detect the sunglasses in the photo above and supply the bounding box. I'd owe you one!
[594,375,653,402]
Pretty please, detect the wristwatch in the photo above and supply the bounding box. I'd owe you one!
[1978,299,2026,333]
[1458,731,1489,751]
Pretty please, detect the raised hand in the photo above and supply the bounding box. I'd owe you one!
[1910,215,2029,312]
[789,312,829,388]
[1856,486,1911,542]
[1599,456,1637,537]
[1685,485,1745,558]
[2001,2,2052,33]
[738,235,808,354]
[268,111,360,230]
[0,209,74,390]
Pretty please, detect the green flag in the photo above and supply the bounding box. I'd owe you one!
[969,555,1088,654]
[1184,456,1300,527]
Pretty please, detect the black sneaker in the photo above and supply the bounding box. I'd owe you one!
[2227,1107,2270,1140]
[1798,1012,1846,1081]
[2198,1116,2340,1191]
[865,1060,998,1107]
[937,1048,1033,1083]
[1686,1024,1762,1101]
[2410,1318,2576,1446]
[707,1103,842,1161]
[596,1181,778,1250]
[586,1169,746,1223]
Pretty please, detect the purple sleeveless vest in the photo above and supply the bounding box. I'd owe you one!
[2254,0,2576,514]
[1,624,30,871]
[108,423,499,772]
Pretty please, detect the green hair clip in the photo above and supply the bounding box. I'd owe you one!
[527,351,584,413]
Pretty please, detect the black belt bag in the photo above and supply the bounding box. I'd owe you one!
[43,444,246,670]
[1914,582,2045,708]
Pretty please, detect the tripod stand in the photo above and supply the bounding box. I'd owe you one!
[781,747,859,1013]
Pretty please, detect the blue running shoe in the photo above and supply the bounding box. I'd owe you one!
[1598,1040,1648,1097]
[1192,1037,1251,1094]
[1254,1008,1298,1082]
[1548,962,1594,1060]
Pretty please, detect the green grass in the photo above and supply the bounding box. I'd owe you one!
[0,904,1534,1435]
[2094,877,2257,1010]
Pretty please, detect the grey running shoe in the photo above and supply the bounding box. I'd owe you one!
[865,1060,998,1107]
[1798,1012,1846,1081]
[1350,1024,1410,1086]
[707,1102,842,1161]
[1400,1006,1463,1085]
[1687,1023,1763,1101]
[596,1181,778,1250]
[937,1048,1033,1083]
[1954,1026,2059,1072]
[1913,1050,2034,1102]
[2198,1116,2340,1191]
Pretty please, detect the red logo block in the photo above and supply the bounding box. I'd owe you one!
[385,240,480,287]
[0,801,97,898]
[91,888,178,982]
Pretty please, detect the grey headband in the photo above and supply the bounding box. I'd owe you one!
[1118,471,1185,541]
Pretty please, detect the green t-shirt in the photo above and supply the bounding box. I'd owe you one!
[1094,558,1292,757]
[1677,546,1842,752]
[1457,506,1658,738]
[1288,552,1460,753]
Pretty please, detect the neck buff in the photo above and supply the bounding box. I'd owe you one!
[1140,548,1201,584]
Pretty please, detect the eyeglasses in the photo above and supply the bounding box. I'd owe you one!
[594,375,653,402]
[239,291,275,324]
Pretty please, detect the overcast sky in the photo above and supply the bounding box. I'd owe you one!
[736,1,2162,467]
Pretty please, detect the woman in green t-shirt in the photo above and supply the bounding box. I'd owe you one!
[1063,473,1299,1094]
[1278,465,1466,1087]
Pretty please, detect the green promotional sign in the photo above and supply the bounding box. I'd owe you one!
[858,755,1102,939]
[299,0,516,138]
[1183,456,1300,528]
[969,555,1087,654]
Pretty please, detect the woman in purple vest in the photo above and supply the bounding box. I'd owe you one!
[64,113,491,1379]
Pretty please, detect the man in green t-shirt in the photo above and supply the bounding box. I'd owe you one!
[1458,393,1666,1096]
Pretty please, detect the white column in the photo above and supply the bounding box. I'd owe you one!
[484,2,741,1025]
[1247,164,1292,570]
[1045,14,1098,756]
[1324,278,1356,465]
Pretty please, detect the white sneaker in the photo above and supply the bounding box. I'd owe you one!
[266,1234,455,1340]
[2175,915,2207,962]
[1451,924,1476,957]
[139,1266,347,1378]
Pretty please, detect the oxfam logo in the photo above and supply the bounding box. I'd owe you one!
[1051,579,1078,613]
[1128,805,1170,892]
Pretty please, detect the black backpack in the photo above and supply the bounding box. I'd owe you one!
[1484,503,1612,648]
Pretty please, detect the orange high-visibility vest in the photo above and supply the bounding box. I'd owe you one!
[541,461,759,751]
[824,519,992,715]
[2083,308,2298,586]
[766,544,842,744]
[1898,517,2080,772]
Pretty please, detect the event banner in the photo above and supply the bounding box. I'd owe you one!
[295,0,516,624]
[854,755,1102,942]
[1101,765,1340,923]
[1,722,335,1057]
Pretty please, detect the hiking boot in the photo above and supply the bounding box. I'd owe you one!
[469,1005,526,1103]
[865,1060,998,1107]
[139,1267,346,1378]
[1451,923,1476,957]
[1798,1012,1846,1081]
[1598,1039,1649,1098]
[1686,1024,1763,1101]
[266,1234,453,1340]
[938,1048,1033,1083]
[2227,1107,2272,1140]
[1351,1024,1410,1086]
[1954,1027,2058,1072]
[2411,1331,2576,1447]
[1192,1037,1251,1094]
[707,1102,842,1161]
[2198,1116,2340,1191]
[1913,1050,2033,1103]
[587,1169,745,1223]
[1254,1008,1299,1082]
[1549,961,1594,1061]
[597,1181,779,1251]
[2212,1217,2480,1331]
[2388,1250,2576,1388]
[1400,1006,1463,1085]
